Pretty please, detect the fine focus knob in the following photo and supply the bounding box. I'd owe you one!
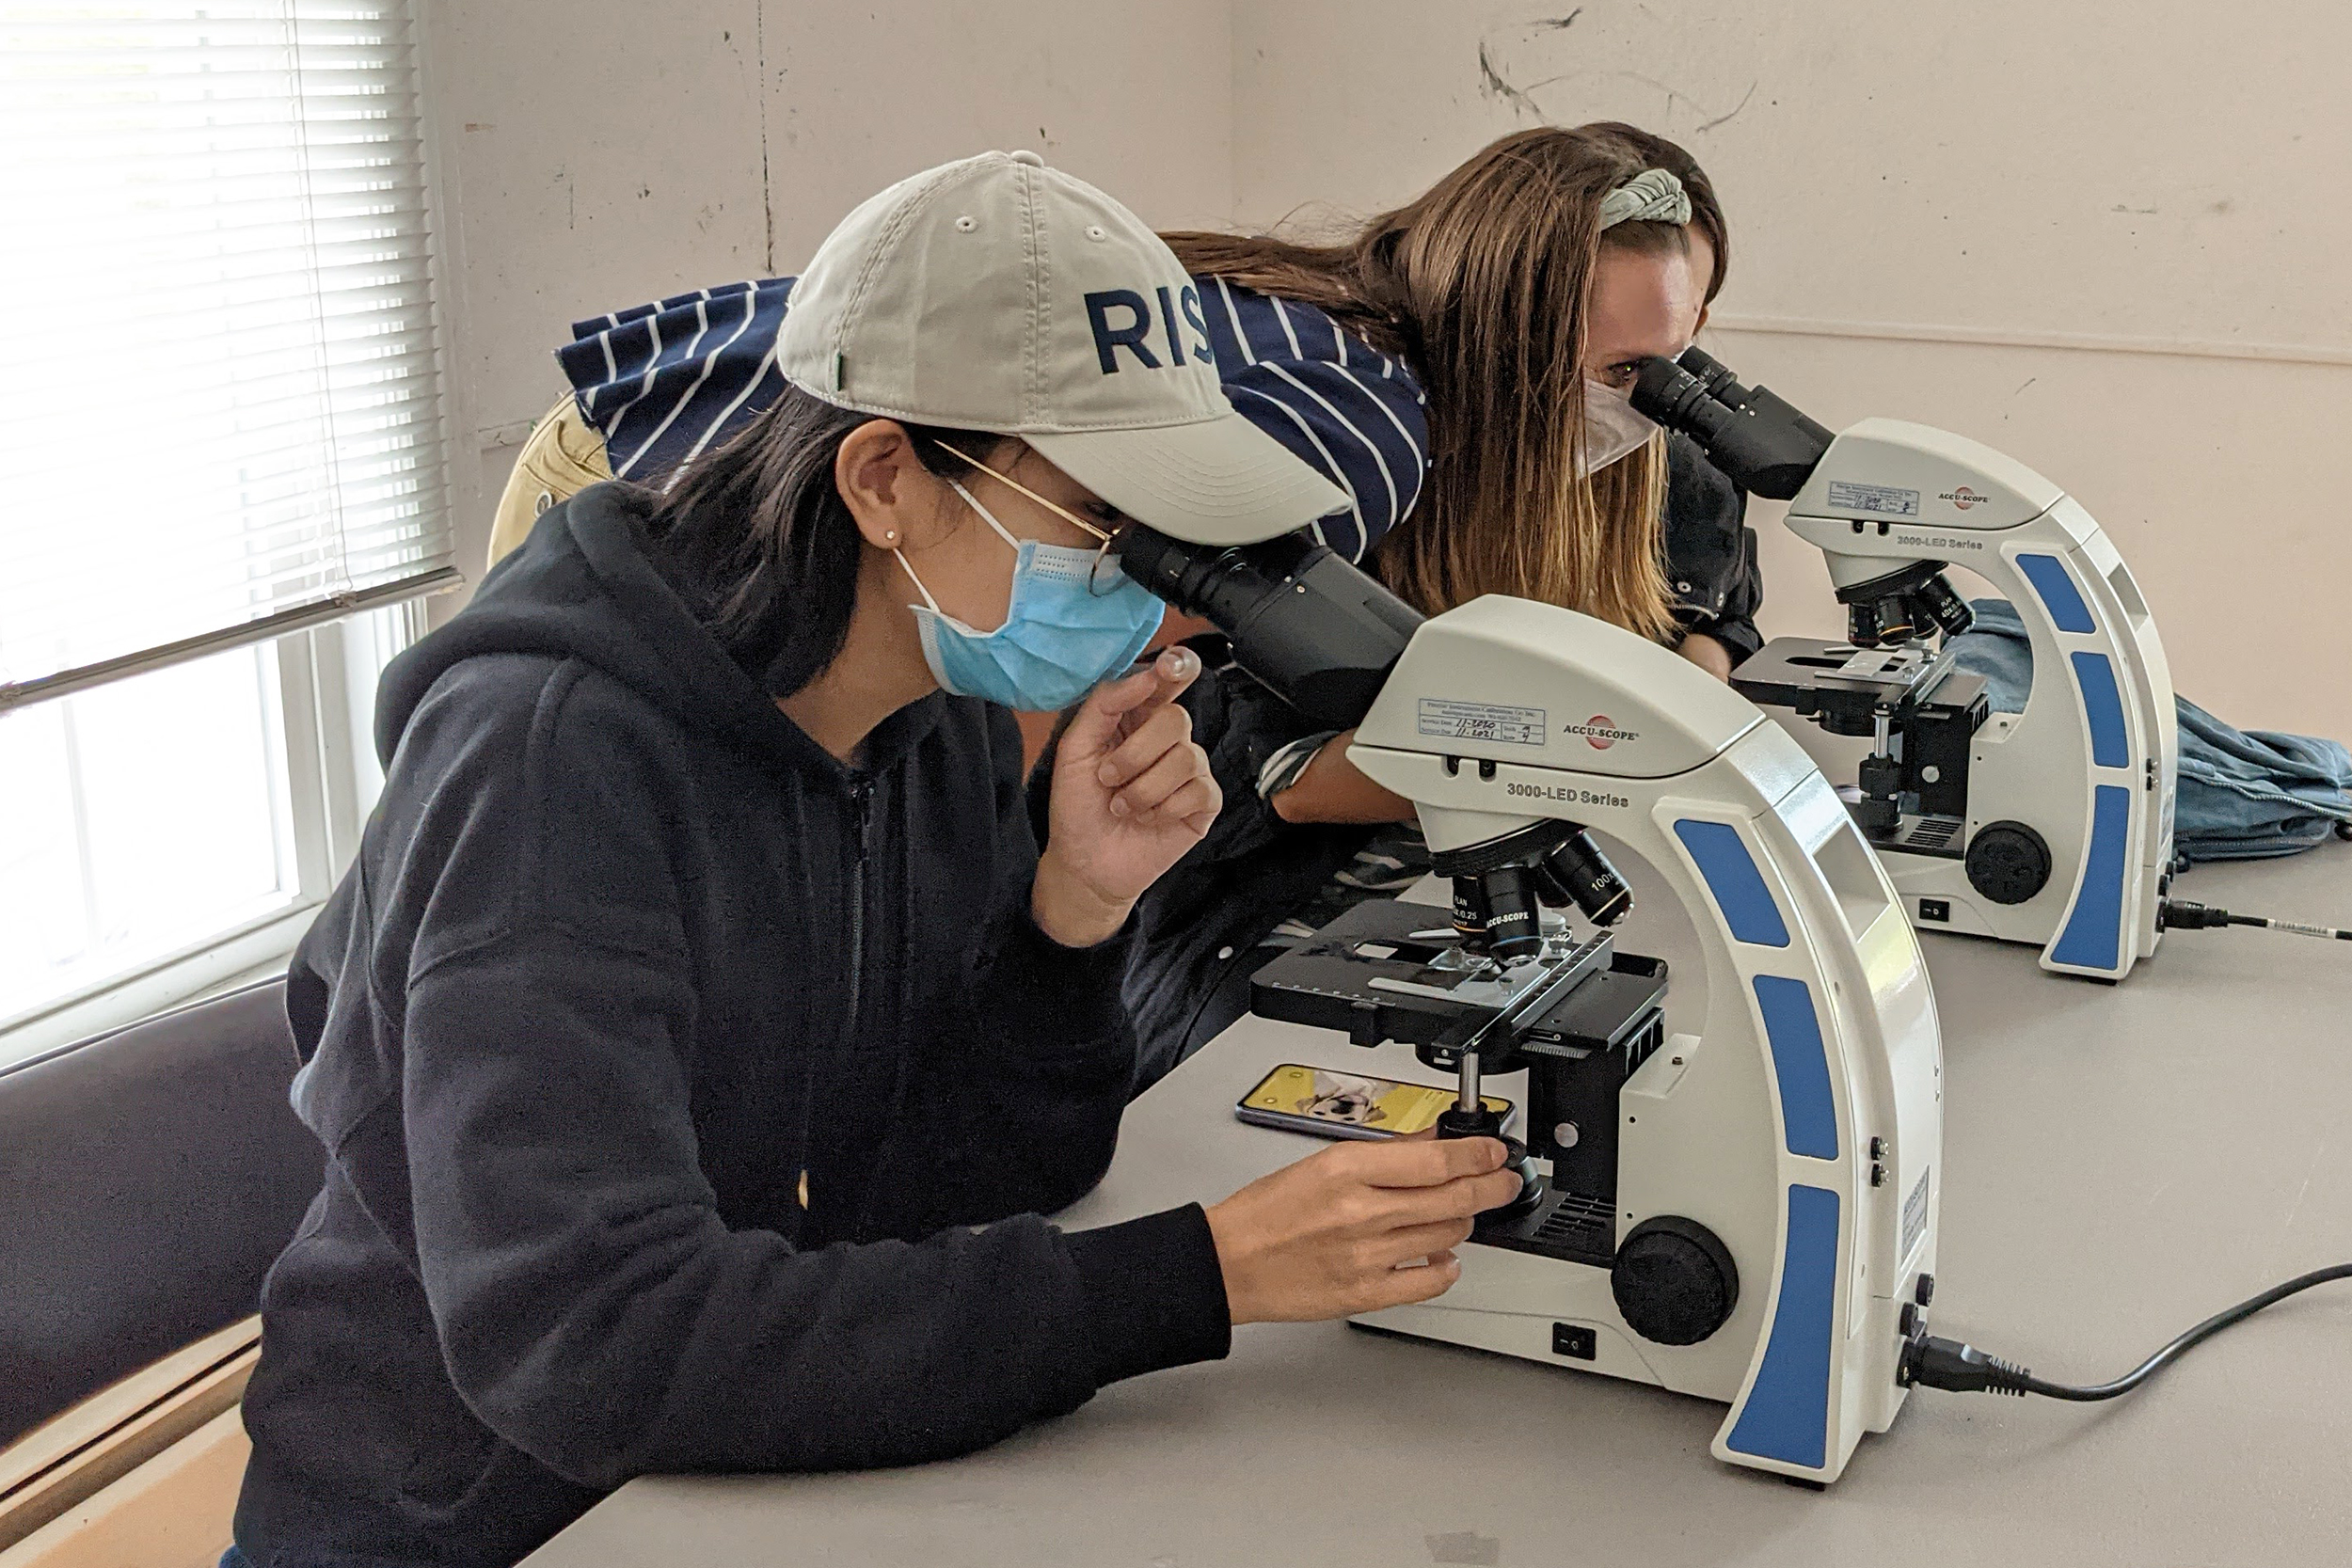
[1611,1216,1739,1346]
[1436,1111,1546,1216]
[1965,821,2052,906]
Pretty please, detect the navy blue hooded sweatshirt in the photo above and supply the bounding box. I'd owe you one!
[231,483,1231,1566]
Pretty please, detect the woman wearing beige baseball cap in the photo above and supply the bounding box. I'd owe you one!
[494,124,1751,1093]
[225,151,1519,1568]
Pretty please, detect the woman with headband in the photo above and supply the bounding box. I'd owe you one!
[1132,124,1750,1083]
[491,124,1756,1089]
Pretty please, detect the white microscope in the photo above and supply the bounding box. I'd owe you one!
[1634,348,2179,981]
[1115,529,1947,1485]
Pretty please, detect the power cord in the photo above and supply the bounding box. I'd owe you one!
[1901,1263,2352,1401]
[2159,898,2351,943]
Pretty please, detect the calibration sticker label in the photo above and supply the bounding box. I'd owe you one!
[1826,480,1921,518]
[1418,698,1546,747]
[1901,1164,1932,1264]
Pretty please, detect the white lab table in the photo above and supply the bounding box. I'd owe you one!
[528,846,2352,1568]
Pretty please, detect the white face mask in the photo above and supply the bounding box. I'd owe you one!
[1581,377,1661,475]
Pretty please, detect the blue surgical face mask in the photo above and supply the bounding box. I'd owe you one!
[894,479,1164,711]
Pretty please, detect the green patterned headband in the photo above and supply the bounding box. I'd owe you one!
[1598,168,1692,230]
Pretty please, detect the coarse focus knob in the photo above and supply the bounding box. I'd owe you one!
[1611,1215,1740,1346]
[1965,821,2051,906]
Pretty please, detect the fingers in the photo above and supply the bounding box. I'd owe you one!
[1177,789,1223,836]
[1057,645,1195,759]
[1309,1137,1519,1230]
[1095,700,1194,792]
[1106,738,1214,822]
[1210,1133,1510,1323]
[1132,643,1202,709]
[1145,776,1220,832]
[1371,1250,1464,1309]
[1095,644,1200,723]
[1341,1134,1511,1189]
[1364,1165,1524,1230]
[1361,1216,1478,1270]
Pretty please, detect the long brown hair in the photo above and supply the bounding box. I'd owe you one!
[1166,124,1728,641]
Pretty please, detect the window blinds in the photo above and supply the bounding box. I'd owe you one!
[0,2,455,714]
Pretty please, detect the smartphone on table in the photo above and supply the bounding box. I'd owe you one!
[1235,1063,1517,1142]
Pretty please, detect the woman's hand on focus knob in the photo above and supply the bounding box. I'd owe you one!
[1205,1135,1522,1323]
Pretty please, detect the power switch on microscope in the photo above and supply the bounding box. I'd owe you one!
[1551,1323,1597,1361]
[1918,898,1951,924]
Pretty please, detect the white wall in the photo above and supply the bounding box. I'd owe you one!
[1231,0,2352,735]
[417,0,1233,606]
[416,0,2351,736]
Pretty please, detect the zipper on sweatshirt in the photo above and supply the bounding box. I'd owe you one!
[844,776,875,1026]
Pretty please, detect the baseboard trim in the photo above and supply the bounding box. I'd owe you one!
[0,1321,259,1550]
[0,1409,250,1568]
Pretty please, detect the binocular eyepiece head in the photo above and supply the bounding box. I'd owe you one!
[1109,523,1425,731]
[1629,347,1836,502]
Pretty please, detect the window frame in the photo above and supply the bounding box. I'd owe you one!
[0,0,466,1065]
[0,602,423,1067]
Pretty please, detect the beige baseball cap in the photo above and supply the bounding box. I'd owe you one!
[776,150,1346,547]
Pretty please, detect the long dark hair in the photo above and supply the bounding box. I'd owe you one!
[633,382,1002,697]
[1165,122,1728,640]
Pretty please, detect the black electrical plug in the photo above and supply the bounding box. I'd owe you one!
[1899,1334,2033,1396]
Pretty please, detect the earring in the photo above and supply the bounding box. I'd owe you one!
[882,529,898,543]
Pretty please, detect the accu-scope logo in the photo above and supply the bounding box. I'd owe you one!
[1561,715,1637,750]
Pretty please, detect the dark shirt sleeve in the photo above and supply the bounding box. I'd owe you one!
[556,278,795,482]
[1195,279,1431,565]
[385,675,1227,1492]
[1663,431,1766,663]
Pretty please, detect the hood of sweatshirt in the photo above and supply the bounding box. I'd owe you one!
[375,481,940,781]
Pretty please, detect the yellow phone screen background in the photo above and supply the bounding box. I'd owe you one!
[1243,1065,1504,1134]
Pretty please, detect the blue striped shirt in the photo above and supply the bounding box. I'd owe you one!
[554,277,1428,564]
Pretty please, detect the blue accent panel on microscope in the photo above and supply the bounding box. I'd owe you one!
[1725,1183,1840,1470]
[1752,976,1839,1160]
[2050,784,2132,973]
[2070,651,2129,769]
[2017,552,2095,634]
[1674,820,1789,948]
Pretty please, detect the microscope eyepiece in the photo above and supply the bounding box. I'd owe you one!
[1110,524,1424,730]
[1663,343,1746,408]
[1629,355,1722,433]
[1628,348,1836,501]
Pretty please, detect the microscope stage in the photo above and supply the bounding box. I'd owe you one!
[1248,901,1618,1052]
